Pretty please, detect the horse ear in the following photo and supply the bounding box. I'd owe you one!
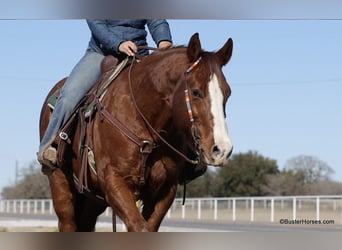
[187,33,202,62]
[215,38,233,66]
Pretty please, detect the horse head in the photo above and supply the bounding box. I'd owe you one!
[172,33,233,167]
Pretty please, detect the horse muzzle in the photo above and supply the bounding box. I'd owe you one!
[201,142,233,166]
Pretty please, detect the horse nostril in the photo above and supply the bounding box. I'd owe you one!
[212,145,233,160]
[212,145,222,157]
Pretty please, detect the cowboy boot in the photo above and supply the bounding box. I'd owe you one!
[37,137,58,168]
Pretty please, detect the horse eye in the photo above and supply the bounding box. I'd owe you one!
[191,89,203,98]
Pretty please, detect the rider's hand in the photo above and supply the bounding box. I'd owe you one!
[119,41,137,56]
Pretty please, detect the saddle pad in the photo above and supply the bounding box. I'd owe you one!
[47,89,60,110]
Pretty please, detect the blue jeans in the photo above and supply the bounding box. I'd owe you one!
[39,51,104,149]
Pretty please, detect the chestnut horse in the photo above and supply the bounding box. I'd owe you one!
[39,33,233,232]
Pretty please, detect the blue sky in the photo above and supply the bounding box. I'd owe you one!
[0,20,341,192]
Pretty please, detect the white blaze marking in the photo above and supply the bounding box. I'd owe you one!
[208,74,233,159]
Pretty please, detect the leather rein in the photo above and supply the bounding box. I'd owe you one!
[95,49,202,186]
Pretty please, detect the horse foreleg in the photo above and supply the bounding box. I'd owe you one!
[45,167,77,232]
[143,185,177,232]
[104,166,148,232]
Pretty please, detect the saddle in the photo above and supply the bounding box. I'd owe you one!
[48,55,132,194]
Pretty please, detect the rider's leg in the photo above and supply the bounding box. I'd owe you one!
[38,51,104,167]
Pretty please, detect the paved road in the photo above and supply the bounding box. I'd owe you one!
[160,219,342,232]
[1,212,342,232]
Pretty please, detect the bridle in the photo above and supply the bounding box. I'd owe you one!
[183,57,202,163]
[128,54,202,166]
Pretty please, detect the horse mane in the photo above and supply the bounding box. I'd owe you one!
[150,45,218,70]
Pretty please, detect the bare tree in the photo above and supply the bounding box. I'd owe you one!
[262,169,307,196]
[263,155,339,196]
[310,180,342,195]
[1,161,51,199]
[284,155,334,184]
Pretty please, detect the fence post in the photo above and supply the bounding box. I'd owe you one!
[34,200,38,214]
[26,200,30,214]
[6,200,10,213]
[270,198,274,223]
[316,196,320,221]
[42,200,45,214]
[250,198,254,222]
[340,198,342,224]
[197,199,201,220]
[13,200,17,213]
[232,198,236,221]
[20,200,24,214]
[214,199,218,220]
[49,200,54,215]
[0,200,5,213]
[121,222,127,232]
[182,204,185,219]
[293,197,297,220]
[167,207,171,218]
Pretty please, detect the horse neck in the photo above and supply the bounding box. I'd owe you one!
[132,50,189,130]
